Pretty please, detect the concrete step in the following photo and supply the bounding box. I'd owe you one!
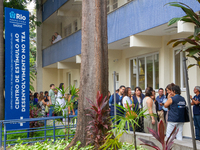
[120,131,200,150]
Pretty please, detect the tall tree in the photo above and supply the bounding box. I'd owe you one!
[0,0,4,120]
[66,0,108,148]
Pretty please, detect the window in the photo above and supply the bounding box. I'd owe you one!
[174,50,186,89]
[116,73,119,90]
[154,54,159,89]
[107,0,110,12]
[112,0,118,10]
[130,53,159,90]
[73,20,78,32]
[130,59,137,90]
[68,73,71,91]
[138,57,145,90]
[64,24,72,37]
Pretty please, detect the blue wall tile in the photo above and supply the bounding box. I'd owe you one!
[42,0,200,67]
[107,0,200,43]
[42,0,69,22]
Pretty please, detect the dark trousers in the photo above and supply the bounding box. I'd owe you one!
[135,116,144,132]
[194,114,200,140]
[164,110,167,123]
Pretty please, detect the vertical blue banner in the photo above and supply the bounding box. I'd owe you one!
[5,8,29,130]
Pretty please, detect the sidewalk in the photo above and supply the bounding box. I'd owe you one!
[120,131,200,150]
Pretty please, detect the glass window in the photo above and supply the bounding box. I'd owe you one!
[116,74,119,90]
[64,24,72,37]
[112,0,118,10]
[138,57,145,90]
[146,56,153,88]
[130,53,159,90]
[154,54,159,89]
[130,59,137,90]
[175,51,181,87]
[174,50,186,89]
[73,20,78,32]
[107,0,110,12]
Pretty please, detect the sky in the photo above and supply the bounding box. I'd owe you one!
[26,1,35,14]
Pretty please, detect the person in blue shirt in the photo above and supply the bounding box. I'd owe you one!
[164,85,186,141]
[109,85,125,124]
[132,87,145,132]
[160,88,169,124]
[156,88,165,126]
[190,86,200,140]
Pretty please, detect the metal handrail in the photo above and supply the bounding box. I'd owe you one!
[0,115,77,150]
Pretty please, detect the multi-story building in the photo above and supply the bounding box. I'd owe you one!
[36,0,200,137]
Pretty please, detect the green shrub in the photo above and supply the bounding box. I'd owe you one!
[8,139,147,150]
[9,139,70,150]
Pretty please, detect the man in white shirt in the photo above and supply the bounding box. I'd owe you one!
[53,32,62,44]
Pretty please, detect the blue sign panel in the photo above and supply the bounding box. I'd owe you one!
[5,7,29,130]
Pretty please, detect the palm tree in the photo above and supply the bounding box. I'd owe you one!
[0,0,4,120]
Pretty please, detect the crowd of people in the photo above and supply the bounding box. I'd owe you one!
[51,32,62,44]
[30,82,200,141]
[109,84,200,141]
[29,83,79,121]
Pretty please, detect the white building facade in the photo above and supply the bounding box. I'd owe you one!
[37,0,200,137]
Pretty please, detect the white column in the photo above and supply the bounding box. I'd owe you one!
[159,36,171,88]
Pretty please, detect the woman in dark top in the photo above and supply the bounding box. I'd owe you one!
[164,85,186,141]
[44,91,49,103]
[33,92,39,106]
[132,87,145,132]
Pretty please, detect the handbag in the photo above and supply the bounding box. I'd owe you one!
[185,106,190,122]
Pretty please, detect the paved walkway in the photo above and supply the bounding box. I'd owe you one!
[120,131,200,150]
[173,138,200,150]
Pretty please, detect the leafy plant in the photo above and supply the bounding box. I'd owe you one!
[100,102,148,150]
[139,120,178,150]
[112,102,148,150]
[9,139,70,150]
[120,143,148,150]
[29,70,36,91]
[69,141,94,150]
[86,91,111,149]
[29,104,44,136]
[166,1,200,68]
[8,139,147,150]
[100,132,123,150]
[54,85,79,140]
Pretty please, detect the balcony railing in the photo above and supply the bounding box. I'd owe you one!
[42,30,81,67]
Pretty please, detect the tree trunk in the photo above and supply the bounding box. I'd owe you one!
[0,0,4,120]
[66,0,108,149]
